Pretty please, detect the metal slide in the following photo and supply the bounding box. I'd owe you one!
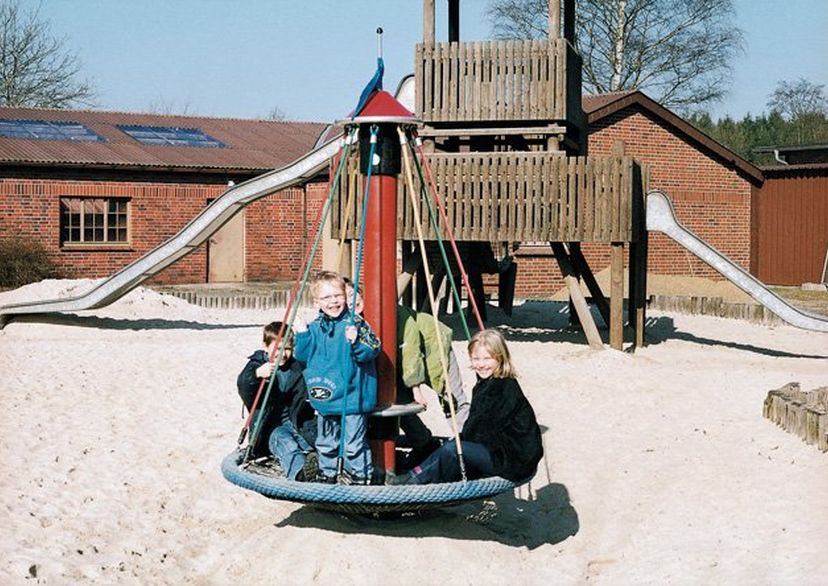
[0,136,342,327]
[646,189,828,332]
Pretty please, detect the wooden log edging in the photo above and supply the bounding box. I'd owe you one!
[158,289,313,311]
[763,382,828,452]
[648,295,785,327]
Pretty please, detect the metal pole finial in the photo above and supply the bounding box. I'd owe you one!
[376,27,383,58]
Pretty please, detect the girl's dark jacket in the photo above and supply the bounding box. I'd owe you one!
[461,376,543,481]
[236,350,316,457]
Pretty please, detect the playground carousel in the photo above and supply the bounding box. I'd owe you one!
[222,42,533,515]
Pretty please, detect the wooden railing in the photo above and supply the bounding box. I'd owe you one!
[332,152,644,243]
[415,39,582,124]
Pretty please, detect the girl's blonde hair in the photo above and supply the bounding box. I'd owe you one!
[468,329,516,379]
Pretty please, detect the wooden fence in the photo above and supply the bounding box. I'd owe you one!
[332,152,644,243]
[415,39,582,124]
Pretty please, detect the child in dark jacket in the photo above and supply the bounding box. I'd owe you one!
[237,322,317,480]
[293,271,380,484]
[388,328,542,485]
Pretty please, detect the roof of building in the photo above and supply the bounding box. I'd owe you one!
[0,107,329,174]
[760,162,828,176]
[582,91,764,184]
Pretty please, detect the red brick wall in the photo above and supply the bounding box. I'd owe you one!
[0,175,330,287]
[512,105,754,297]
[244,181,327,282]
[0,178,231,283]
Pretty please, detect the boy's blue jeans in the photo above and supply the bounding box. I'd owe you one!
[316,413,373,480]
[268,422,313,480]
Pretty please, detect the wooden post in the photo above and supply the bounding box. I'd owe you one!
[610,242,624,350]
[629,234,647,349]
[423,0,435,44]
[563,0,575,43]
[629,162,648,349]
[551,242,603,350]
[548,0,561,40]
[571,243,611,326]
[448,0,459,43]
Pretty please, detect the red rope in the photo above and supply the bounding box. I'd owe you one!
[412,133,485,332]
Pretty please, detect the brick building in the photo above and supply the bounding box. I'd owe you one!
[510,91,764,297]
[4,97,818,297]
[0,107,329,285]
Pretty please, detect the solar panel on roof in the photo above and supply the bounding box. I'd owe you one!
[0,119,105,142]
[117,125,225,148]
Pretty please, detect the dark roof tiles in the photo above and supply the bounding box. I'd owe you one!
[0,107,328,172]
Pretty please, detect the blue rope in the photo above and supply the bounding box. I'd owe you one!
[337,124,379,478]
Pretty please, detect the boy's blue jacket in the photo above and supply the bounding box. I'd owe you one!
[294,308,381,416]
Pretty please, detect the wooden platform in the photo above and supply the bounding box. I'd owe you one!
[415,38,583,129]
[333,152,645,244]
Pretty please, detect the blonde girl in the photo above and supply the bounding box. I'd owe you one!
[389,329,542,485]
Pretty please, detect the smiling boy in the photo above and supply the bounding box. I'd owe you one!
[293,271,380,484]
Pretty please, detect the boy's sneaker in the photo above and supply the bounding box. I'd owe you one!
[314,471,336,484]
[297,452,319,482]
[337,469,370,486]
[249,456,284,478]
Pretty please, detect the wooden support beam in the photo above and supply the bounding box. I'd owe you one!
[629,161,647,349]
[610,242,624,350]
[398,244,421,303]
[570,243,610,326]
[423,0,435,44]
[551,242,603,350]
[628,239,647,349]
[563,0,576,43]
[548,0,561,40]
[448,0,459,42]
[420,124,568,138]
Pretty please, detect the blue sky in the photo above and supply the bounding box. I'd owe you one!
[30,0,828,122]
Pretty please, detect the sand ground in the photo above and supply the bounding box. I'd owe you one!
[1,279,826,585]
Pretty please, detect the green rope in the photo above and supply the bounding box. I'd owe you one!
[406,136,472,340]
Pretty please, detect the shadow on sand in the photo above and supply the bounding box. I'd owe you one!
[643,315,827,359]
[275,481,578,550]
[441,300,826,359]
[6,313,259,331]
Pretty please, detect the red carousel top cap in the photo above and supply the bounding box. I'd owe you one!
[341,90,419,126]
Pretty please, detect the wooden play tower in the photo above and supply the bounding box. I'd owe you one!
[334,0,648,351]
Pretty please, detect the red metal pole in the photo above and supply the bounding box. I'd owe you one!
[363,174,398,474]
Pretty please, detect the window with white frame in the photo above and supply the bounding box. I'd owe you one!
[60,198,129,245]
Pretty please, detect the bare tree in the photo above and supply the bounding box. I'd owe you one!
[767,78,827,121]
[0,0,95,108]
[146,97,195,116]
[767,78,828,144]
[266,106,287,121]
[487,0,743,112]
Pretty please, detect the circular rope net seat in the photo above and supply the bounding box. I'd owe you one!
[222,449,524,514]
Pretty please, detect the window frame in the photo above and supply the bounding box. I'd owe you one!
[116,124,225,148]
[0,119,105,142]
[60,197,132,250]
